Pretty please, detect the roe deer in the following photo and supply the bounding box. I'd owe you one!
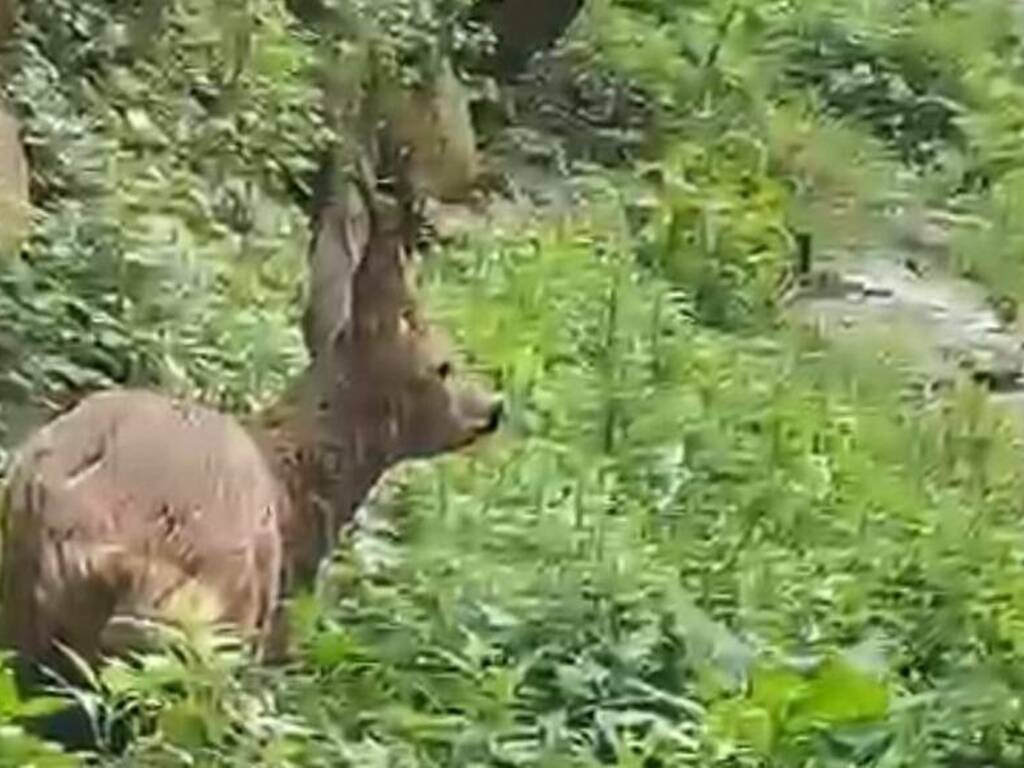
[0,158,503,699]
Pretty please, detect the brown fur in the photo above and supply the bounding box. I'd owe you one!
[0,166,502,680]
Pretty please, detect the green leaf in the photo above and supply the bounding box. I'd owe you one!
[307,629,364,672]
[158,701,210,750]
[792,657,890,729]
[707,698,775,755]
[749,664,808,718]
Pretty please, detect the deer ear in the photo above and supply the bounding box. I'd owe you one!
[302,179,372,356]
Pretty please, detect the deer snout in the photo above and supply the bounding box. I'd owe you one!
[482,397,504,434]
[457,387,504,438]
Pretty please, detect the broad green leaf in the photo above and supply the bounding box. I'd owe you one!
[792,657,890,729]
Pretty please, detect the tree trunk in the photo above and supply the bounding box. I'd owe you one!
[0,0,16,46]
[0,106,30,259]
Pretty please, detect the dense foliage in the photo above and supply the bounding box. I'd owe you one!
[5,0,1024,766]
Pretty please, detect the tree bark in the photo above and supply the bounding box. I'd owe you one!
[0,0,16,46]
[0,106,30,259]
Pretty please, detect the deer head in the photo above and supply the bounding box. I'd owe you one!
[299,156,503,470]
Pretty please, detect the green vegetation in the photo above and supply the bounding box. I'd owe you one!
[5,0,1024,766]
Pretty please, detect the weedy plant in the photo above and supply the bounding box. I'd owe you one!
[5,1,1024,767]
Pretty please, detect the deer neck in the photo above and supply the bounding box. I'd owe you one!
[253,364,391,592]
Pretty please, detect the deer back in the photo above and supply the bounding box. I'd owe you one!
[0,389,283,669]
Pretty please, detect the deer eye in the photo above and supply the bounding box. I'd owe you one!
[435,361,452,380]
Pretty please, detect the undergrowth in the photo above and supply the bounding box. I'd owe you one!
[5,1,1024,767]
